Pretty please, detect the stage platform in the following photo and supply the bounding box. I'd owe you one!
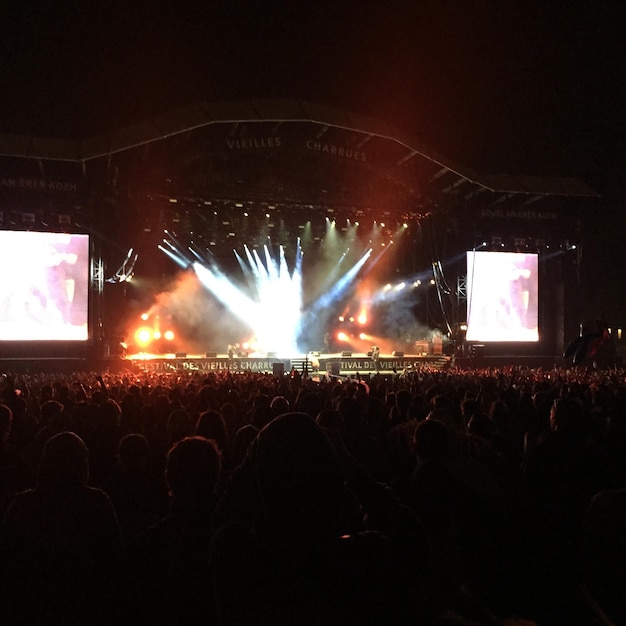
[0,352,571,375]
[123,352,452,376]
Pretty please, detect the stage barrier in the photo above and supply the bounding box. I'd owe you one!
[126,354,451,374]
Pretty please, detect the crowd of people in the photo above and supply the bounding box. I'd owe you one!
[1,363,625,625]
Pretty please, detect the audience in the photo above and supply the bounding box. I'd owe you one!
[0,363,625,625]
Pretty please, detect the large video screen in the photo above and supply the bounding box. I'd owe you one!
[0,231,90,340]
[466,250,539,342]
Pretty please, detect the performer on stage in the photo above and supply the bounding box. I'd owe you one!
[323,332,331,353]
[371,345,381,372]
[227,344,235,368]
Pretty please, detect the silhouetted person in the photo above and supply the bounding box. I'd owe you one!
[512,396,615,623]
[127,436,222,624]
[1,431,122,624]
[102,433,168,543]
[0,403,35,519]
[371,345,381,372]
[409,418,498,611]
[583,487,626,625]
[88,398,126,487]
[211,412,435,625]
[195,408,230,473]
[338,396,390,483]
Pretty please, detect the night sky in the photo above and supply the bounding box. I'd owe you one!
[1,1,625,319]
[1,2,622,180]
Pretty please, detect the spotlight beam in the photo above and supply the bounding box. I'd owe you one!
[158,244,190,270]
[309,249,372,313]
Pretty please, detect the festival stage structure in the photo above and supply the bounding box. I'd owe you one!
[0,99,603,371]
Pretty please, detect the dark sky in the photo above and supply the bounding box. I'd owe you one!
[1,1,623,194]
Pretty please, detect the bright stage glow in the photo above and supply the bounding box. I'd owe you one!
[135,327,153,347]
[466,251,539,342]
[193,243,302,356]
[131,322,175,348]
[152,224,420,355]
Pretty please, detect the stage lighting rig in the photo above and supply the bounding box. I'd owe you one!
[106,248,139,283]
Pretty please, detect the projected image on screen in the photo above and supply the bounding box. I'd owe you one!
[0,231,89,340]
[466,251,539,342]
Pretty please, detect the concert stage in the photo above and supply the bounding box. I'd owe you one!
[124,352,452,376]
[0,350,568,376]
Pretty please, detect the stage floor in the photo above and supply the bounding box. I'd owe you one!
[124,351,452,375]
[0,352,568,375]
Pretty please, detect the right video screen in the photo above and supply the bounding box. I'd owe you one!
[466,250,539,342]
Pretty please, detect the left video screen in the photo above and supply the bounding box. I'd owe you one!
[0,231,90,340]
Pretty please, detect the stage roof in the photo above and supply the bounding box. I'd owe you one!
[0,99,600,257]
[0,98,599,197]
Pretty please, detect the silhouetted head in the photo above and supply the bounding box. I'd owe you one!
[315,408,344,432]
[254,412,344,536]
[167,408,192,444]
[337,396,363,430]
[269,395,290,418]
[296,391,322,419]
[117,433,150,472]
[38,431,89,490]
[40,399,64,424]
[550,396,586,435]
[195,409,229,453]
[0,403,12,443]
[165,436,222,500]
[412,418,449,463]
[467,413,496,441]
